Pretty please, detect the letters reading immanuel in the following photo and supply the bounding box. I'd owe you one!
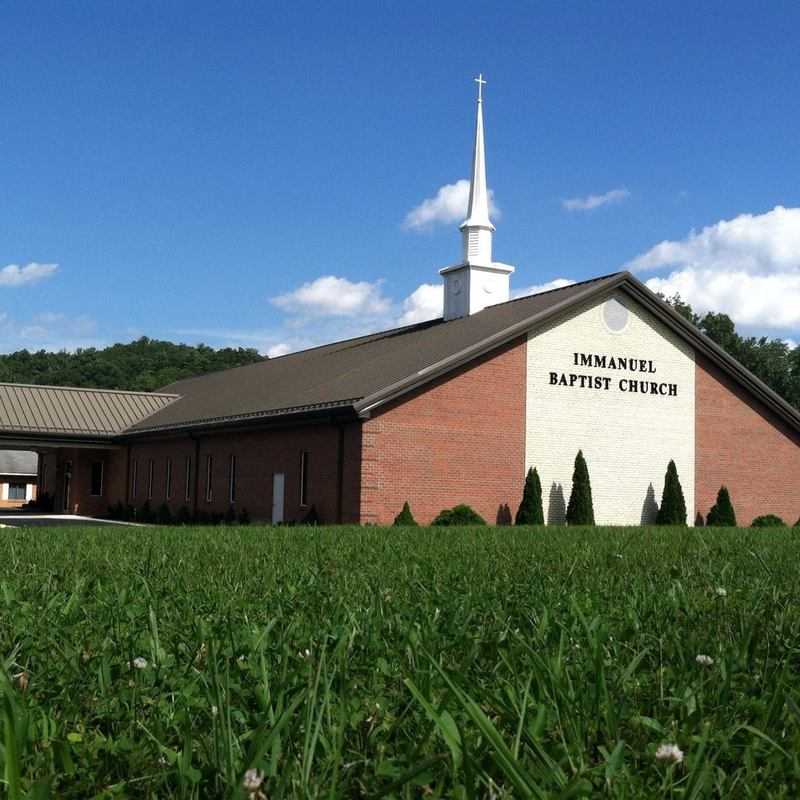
[574,352,657,373]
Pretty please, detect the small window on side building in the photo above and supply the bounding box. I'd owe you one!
[299,451,310,507]
[205,455,213,503]
[90,461,104,497]
[165,458,173,500]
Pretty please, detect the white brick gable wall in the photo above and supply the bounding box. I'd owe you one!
[526,291,695,525]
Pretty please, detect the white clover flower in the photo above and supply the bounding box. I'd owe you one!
[242,767,264,792]
[298,648,312,659]
[696,654,714,667]
[211,705,218,717]
[132,657,148,670]
[237,654,246,663]
[715,587,727,597]
[655,743,684,764]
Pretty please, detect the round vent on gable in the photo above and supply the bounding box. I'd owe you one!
[603,298,630,333]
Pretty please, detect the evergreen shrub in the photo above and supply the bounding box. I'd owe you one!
[238,508,251,525]
[694,512,705,527]
[706,486,737,527]
[393,501,418,526]
[176,506,192,525]
[432,504,486,526]
[656,460,687,525]
[751,514,786,528]
[566,451,595,526]
[301,505,320,525]
[157,503,173,525]
[515,467,544,525]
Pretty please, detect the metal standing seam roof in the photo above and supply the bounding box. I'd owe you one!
[0,450,38,476]
[0,383,178,437]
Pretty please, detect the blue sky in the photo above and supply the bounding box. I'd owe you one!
[2,1,800,355]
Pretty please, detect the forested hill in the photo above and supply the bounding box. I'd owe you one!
[0,337,264,391]
[663,295,800,411]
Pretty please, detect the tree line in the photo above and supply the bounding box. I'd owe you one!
[0,337,264,391]
[663,295,800,410]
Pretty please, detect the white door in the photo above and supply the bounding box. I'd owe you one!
[271,473,285,524]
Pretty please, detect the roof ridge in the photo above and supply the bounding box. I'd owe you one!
[0,382,178,398]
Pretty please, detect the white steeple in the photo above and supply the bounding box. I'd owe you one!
[440,75,514,321]
[459,73,495,265]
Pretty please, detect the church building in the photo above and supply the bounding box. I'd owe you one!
[2,82,800,526]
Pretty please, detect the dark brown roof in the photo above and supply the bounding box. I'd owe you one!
[0,383,178,438]
[129,273,623,433]
[3,270,799,442]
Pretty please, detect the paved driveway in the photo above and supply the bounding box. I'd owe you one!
[0,514,145,528]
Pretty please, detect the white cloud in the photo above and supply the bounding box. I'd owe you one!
[0,262,58,287]
[562,188,630,212]
[646,269,800,329]
[628,206,800,274]
[271,275,392,317]
[784,338,797,349]
[398,283,443,325]
[0,311,100,353]
[403,179,499,230]
[511,278,576,300]
[266,343,292,358]
[627,205,800,330]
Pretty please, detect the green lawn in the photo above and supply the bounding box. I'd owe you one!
[2,525,800,798]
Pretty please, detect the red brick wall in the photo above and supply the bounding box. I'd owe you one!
[696,354,800,526]
[361,336,527,525]
[124,421,361,524]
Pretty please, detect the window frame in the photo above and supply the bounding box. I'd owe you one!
[184,456,192,502]
[8,482,27,501]
[228,454,236,505]
[299,451,310,507]
[165,457,173,500]
[205,455,213,503]
[147,459,154,500]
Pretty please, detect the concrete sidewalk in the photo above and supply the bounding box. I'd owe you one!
[0,514,147,528]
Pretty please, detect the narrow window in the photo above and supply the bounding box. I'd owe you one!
[147,459,154,500]
[184,456,192,502]
[228,455,236,504]
[165,458,173,500]
[205,455,213,503]
[131,458,138,498]
[90,461,104,497]
[299,451,310,507]
[8,482,26,501]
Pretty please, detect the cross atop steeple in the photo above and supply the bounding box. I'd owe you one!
[474,73,486,103]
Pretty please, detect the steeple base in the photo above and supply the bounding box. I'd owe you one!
[440,261,514,321]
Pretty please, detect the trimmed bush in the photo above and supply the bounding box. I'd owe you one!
[566,450,595,526]
[176,506,192,525]
[224,505,237,525]
[393,501,418,527]
[706,486,737,527]
[751,514,786,528]
[515,467,544,526]
[656,460,687,526]
[138,501,154,524]
[156,503,173,525]
[238,508,251,525]
[432,504,486,526]
[694,512,705,527]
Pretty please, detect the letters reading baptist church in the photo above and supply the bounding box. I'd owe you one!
[2,77,800,528]
[549,352,679,397]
